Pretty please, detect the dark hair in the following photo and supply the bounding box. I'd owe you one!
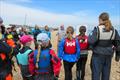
[45,25,49,31]
[79,26,86,33]
[99,12,112,31]
[66,26,74,34]
[1,25,5,34]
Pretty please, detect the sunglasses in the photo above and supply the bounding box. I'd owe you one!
[37,40,49,44]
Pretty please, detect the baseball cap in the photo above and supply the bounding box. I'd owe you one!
[20,35,33,44]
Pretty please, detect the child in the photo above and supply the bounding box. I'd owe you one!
[42,25,51,39]
[29,33,61,80]
[17,35,34,80]
[58,26,80,80]
[75,26,89,80]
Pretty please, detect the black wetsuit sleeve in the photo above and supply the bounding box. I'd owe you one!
[0,41,20,56]
[113,30,120,58]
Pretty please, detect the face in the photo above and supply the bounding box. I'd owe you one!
[45,26,49,31]
[37,40,49,48]
[60,26,64,30]
[66,28,73,39]
[35,26,39,29]
[26,41,32,46]
[7,28,12,33]
[80,28,86,35]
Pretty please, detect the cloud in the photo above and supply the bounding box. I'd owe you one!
[3,0,32,3]
[0,1,119,28]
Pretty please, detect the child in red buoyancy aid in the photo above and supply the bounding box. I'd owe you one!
[58,26,80,80]
[29,33,61,80]
[75,26,89,80]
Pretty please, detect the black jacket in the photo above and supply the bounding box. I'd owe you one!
[0,40,21,71]
[88,26,120,58]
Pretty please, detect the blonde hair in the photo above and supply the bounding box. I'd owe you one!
[99,12,112,31]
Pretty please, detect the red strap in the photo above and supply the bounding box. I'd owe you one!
[0,53,6,60]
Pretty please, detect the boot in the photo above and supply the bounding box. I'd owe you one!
[75,70,81,80]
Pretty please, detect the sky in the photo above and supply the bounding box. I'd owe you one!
[0,0,120,28]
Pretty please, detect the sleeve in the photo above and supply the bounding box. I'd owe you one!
[50,49,61,77]
[49,32,51,39]
[28,52,35,75]
[58,38,65,60]
[88,27,98,49]
[0,41,21,56]
[0,41,12,54]
[112,30,120,61]
[76,39,80,59]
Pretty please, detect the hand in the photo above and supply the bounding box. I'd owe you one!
[35,63,39,69]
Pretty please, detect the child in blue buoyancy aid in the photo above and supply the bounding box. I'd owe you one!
[29,33,61,80]
[58,26,80,80]
[17,35,34,80]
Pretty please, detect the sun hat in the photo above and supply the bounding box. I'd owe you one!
[37,33,50,43]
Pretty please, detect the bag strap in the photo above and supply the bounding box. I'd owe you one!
[110,28,115,40]
[94,26,100,47]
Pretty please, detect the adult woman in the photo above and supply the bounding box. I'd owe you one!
[88,12,120,80]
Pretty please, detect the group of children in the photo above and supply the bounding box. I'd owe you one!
[16,25,88,80]
[0,12,120,80]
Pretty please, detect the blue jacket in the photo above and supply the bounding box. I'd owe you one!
[58,38,80,62]
[42,30,51,39]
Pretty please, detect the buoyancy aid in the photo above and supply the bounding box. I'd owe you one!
[77,35,88,50]
[17,49,32,65]
[34,49,51,73]
[64,38,76,54]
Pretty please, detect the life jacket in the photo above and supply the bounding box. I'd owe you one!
[6,39,16,48]
[34,49,51,73]
[0,53,10,67]
[29,49,61,76]
[97,25,115,40]
[77,35,88,50]
[64,38,76,54]
[17,49,32,65]
[0,53,12,75]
